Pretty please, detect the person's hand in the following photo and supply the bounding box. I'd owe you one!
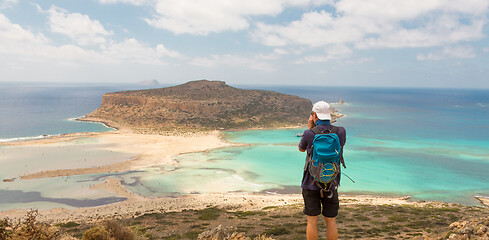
[308,114,315,129]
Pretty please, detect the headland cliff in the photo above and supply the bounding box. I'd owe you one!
[82,80,338,133]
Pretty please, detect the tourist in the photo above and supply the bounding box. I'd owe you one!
[298,101,347,240]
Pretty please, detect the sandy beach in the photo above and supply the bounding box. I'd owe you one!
[1,130,233,180]
[0,127,226,216]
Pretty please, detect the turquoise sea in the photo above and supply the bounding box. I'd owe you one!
[1,83,488,210]
[121,86,489,206]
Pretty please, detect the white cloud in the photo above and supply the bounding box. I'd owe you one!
[253,11,364,47]
[0,0,17,9]
[295,45,352,63]
[102,38,183,65]
[0,13,182,66]
[357,16,486,49]
[97,0,147,5]
[0,14,105,63]
[145,0,332,35]
[46,6,113,46]
[146,0,279,35]
[253,0,489,50]
[344,57,373,64]
[273,48,289,55]
[417,45,476,61]
[483,47,489,53]
[190,54,277,72]
[0,13,50,57]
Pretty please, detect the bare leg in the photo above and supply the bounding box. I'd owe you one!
[324,217,338,240]
[306,215,318,240]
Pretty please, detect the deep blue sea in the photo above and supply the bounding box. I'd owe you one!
[1,82,488,209]
[0,83,163,141]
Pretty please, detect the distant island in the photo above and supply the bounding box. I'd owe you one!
[81,80,341,133]
[138,79,159,86]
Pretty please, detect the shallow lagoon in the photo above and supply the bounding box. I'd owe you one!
[1,86,488,210]
[0,139,133,211]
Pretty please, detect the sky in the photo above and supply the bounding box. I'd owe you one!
[1,0,489,88]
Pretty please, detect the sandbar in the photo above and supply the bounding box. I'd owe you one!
[1,130,233,180]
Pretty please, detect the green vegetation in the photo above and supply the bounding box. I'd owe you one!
[197,207,223,220]
[82,220,137,240]
[1,201,487,239]
[263,226,290,236]
[56,221,80,228]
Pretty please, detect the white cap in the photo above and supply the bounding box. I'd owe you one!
[312,101,331,120]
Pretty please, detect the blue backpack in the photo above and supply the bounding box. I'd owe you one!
[306,126,342,198]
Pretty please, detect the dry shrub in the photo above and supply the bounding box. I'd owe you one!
[253,236,274,240]
[59,235,78,240]
[198,225,275,240]
[82,226,112,240]
[82,220,137,240]
[0,218,12,239]
[0,209,61,240]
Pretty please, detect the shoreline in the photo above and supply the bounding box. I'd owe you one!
[0,175,428,224]
[1,117,487,224]
[4,130,235,180]
[1,175,486,223]
[0,117,118,144]
[475,196,489,207]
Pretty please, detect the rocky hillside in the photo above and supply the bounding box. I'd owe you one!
[84,80,314,133]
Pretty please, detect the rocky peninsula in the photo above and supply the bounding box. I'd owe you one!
[81,80,338,133]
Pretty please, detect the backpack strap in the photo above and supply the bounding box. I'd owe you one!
[311,126,321,135]
[329,125,346,168]
[330,126,338,134]
[312,126,333,135]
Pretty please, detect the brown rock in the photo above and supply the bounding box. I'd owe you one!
[2,178,14,182]
[198,225,227,240]
[448,233,461,240]
[460,227,472,235]
[476,224,488,235]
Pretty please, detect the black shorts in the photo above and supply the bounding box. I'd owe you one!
[302,188,339,218]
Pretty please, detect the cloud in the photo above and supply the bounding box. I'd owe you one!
[144,0,332,35]
[145,0,280,35]
[344,57,373,64]
[252,0,489,50]
[0,14,106,62]
[484,47,489,53]
[97,0,147,5]
[0,0,18,9]
[416,45,477,61]
[0,13,50,57]
[43,6,113,46]
[190,54,277,72]
[253,10,364,47]
[102,38,183,65]
[0,13,182,66]
[295,45,352,63]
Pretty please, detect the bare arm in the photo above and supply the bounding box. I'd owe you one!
[299,114,314,152]
[308,114,315,129]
